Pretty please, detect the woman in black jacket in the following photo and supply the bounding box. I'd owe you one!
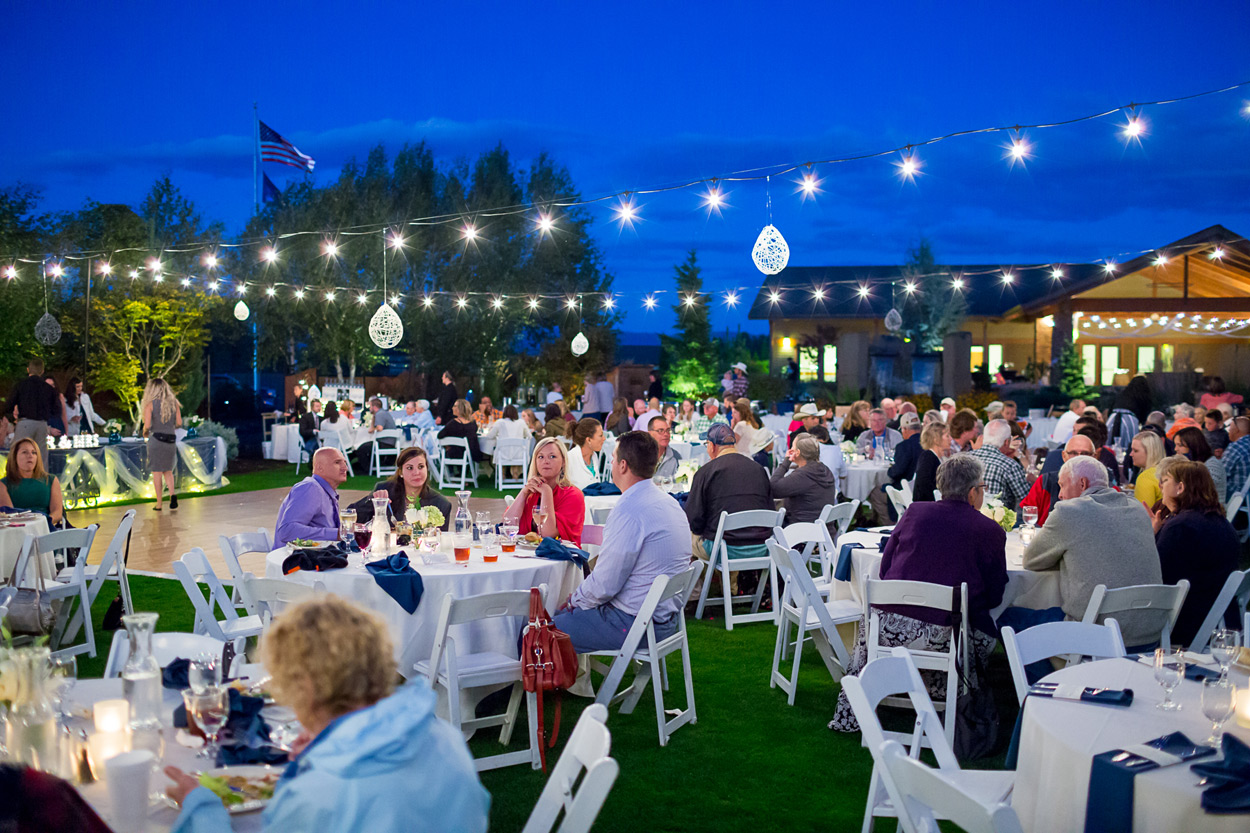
[1151,460,1239,647]
[351,446,451,529]
[912,422,949,502]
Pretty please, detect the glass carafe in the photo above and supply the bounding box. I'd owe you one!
[453,490,472,559]
[371,496,391,555]
[5,646,57,771]
[122,612,162,731]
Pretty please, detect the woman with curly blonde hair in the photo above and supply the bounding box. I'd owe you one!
[141,378,182,510]
[163,596,489,832]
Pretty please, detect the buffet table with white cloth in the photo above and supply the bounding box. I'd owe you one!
[264,545,580,678]
[842,460,890,502]
[1013,657,1250,833]
[836,527,1061,619]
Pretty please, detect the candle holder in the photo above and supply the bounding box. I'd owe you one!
[1236,687,1250,729]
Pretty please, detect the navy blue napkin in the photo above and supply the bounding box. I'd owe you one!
[834,542,864,582]
[1005,685,1136,769]
[281,548,349,575]
[582,481,621,496]
[365,552,425,614]
[400,425,414,442]
[1191,733,1250,814]
[173,689,287,765]
[162,658,191,690]
[1185,664,1221,681]
[535,537,590,570]
[1084,732,1215,833]
[669,491,689,508]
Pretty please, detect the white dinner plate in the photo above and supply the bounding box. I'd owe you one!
[198,765,280,814]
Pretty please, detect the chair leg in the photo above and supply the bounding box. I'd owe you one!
[694,553,717,620]
[787,618,807,705]
[593,653,633,709]
[446,677,462,732]
[720,552,735,630]
[621,660,653,715]
[526,691,541,769]
[680,639,697,726]
[660,656,669,692]
[499,681,522,745]
[79,584,97,658]
[862,765,881,833]
[770,616,787,690]
[649,654,669,746]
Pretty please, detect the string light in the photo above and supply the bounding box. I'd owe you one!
[455,296,468,308]
[683,294,698,307]
[1154,253,1169,266]
[422,295,434,308]
[566,297,578,310]
[491,296,504,309]
[1210,246,1225,260]
[390,294,401,306]
[1001,272,1014,285]
[322,241,339,257]
[294,288,305,299]
[129,269,139,279]
[260,247,278,263]
[325,291,336,302]
[812,287,825,300]
[724,291,739,307]
[1006,134,1032,167]
[181,277,191,287]
[3,266,15,279]
[1103,261,1117,275]
[153,273,163,283]
[536,214,555,236]
[1050,267,1063,280]
[644,295,657,309]
[236,283,246,294]
[895,152,921,181]
[797,170,821,199]
[48,263,63,277]
[1122,111,1147,141]
[613,197,639,228]
[266,286,277,296]
[146,257,161,274]
[203,254,218,269]
[98,262,112,275]
[527,297,539,310]
[857,285,871,298]
[903,281,917,294]
[951,277,964,290]
[208,280,219,291]
[702,185,726,214]
[603,295,615,310]
[388,232,405,250]
[461,224,478,242]
[357,293,368,304]
[768,290,782,305]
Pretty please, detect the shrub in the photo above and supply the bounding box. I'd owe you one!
[198,419,239,460]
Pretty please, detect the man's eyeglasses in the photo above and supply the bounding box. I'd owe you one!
[1062,450,1095,458]
[651,427,671,435]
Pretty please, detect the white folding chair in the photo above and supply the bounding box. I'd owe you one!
[768,542,854,705]
[437,437,474,490]
[1226,473,1249,543]
[58,511,136,645]
[879,740,1024,833]
[294,434,317,476]
[495,437,530,490]
[14,526,101,658]
[520,704,620,833]
[694,508,786,629]
[103,630,241,679]
[368,429,404,477]
[885,485,912,517]
[414,588,543,771]
[864,577,968,748]
[776,506,836,590]
[1188,571,1250,653]
[1081,581,1190,652]
[1001,620,1126,704]
[172,549,264,654]
[586,563,703,747]
[238,575,327,626]
[318,431,355,477]
[841,648,1014,833]
[218,528,276,615]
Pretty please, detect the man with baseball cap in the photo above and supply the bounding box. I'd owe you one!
[788,402,826,447]
[685,422,773,603]
[939,397,957,423]
[867,411,923,524]
[692,397,728,436]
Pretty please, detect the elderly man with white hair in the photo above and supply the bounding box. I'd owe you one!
[997,454,1162,648]
[968,418,1032,511]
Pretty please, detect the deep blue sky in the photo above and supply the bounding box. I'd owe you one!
[5,1,1249,335]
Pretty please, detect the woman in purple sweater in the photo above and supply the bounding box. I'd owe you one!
[830,454,1007,733]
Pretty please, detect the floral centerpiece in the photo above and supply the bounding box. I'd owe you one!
[840,440,856,456]
[104,419,123,443]
[673,459,700,487]
[980,493,1017,533]
[406,501,445,531]
[185,415,203,438]
[672,421,690,439]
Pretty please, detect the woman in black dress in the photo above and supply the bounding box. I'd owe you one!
[912,421,949,502]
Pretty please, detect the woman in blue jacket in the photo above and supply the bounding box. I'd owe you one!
[165,596,489,833]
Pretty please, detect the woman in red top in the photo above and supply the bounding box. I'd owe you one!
[501,437,586,545]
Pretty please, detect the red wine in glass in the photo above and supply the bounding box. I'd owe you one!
[354,526,372,550]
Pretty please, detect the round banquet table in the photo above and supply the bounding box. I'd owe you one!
[837,528,1060,619]
[843,460,889,502]
[264,545,580,679]
[0,513,53,583]
[1013,657,1250,833]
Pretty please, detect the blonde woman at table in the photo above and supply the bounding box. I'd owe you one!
[566,417,606,489]
[520,407,543,438]
[502,437,586,545]
[141,378,182,511]
[911,421,950,502]
[164,596,489,833]
[1129,429,1165,509]
[676,398,697,432]
[0,437,63,524]
[840,400,871,442]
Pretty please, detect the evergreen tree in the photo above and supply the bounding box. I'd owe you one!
[659,251,717,398]
[898,238,966,353]
[1057,342,1091,399]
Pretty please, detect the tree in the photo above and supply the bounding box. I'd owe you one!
[659,251,718,399]
[897,239,967,353]
[0,185,51,377]
[1056,342,1092,399]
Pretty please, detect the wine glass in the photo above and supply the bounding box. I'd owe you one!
[1201,677,1237,746]
[48,655,77,724]
[1113,443,1126,466]
[339,507,357,543]
[475,511,492,542]
[1153,648,1185,710]
[1210,628,1240,678]
[184,686,230,761]
[188,655,221,695]
[1021,505,1039,530]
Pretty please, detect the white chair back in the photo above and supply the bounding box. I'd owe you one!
[437,437,474,490]
[766,542,852,704]
[59,512,136,646]
[880,741,1025,833]
[426,589,535,685]
[369,429,405,477]
[318,431,355,477]
[885,484,912,517]
[239,575,327,625]
[694,507,786,629]
[520,704,620,833]
[1188,570,1250,653]
[1081,581,1190,652]
[218,528,275,614]
[1226,473,1249,542]
[774,506,835,584]
[16,525,100,658]
[1001,620,1126,704]
[495,437,530,490]
[104,630,236,679]
[826,500,859,542]
[172,549,264,650]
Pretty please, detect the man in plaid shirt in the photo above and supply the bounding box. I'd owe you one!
[471,396,501,429]
[969,419,1032,511]
[692,397,728,437]
[1222,415,1250,503]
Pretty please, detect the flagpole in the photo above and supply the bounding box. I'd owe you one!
[253,103,260,216]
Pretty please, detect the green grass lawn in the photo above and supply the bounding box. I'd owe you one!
[69,574,1020,833]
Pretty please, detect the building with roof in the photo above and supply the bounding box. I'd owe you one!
[748,224,1250,397]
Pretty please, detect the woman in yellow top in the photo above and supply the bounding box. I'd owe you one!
[1129,430,1166,509]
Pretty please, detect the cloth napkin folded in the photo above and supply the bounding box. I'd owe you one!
[174,689,288,766]
[162,658,191,689]
[535,537,590,571]
[669,491,690,507]
[1191,733,1250,814]
[1084,732,1215,833]
[833,543,864,582]
[1184,664,1221,681]
[365,552,425,615]
[582,481,621,496]
[282,548,349,574]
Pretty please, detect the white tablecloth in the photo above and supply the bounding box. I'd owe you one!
[264,546,580,678]
[0,514,53,583]
[1013,657,1250,833]
[583,494,622,525]
[269,423,300,462]
[838,528,1060,618]
[843,461,889,502]
[1027,416,1060,449]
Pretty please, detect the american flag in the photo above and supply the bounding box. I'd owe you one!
[259,121,315,172]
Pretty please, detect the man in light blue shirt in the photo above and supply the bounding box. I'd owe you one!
[555,431,692,652]
[275,448,349,546]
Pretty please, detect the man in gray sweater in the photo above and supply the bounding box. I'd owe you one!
[999,455,1163,647]
[770,434,838,525]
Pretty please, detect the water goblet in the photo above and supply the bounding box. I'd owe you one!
[1022,505,1039,530]
[1201,677,1236,746]
[1210,628,1240,678]
[1153,648,1185,710]
[184,686,230,761]
[188,655,221,695]
[339,507,357,543]
[48,655,77,724]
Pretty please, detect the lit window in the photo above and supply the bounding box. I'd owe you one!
[970,346,984,373]
[799,346,820,382]
[822,345,837,383]
[1136,346,1156,374]
[1081,344,1097,386]
[1160,343,1174,373]
[987,345,1004,375]
[1100,346,1120,386]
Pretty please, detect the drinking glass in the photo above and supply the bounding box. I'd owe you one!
[48,655,77,723]
[1113,444,1126,466]
[1201,677,1236,745]
[354,523,372,550]
[1210,628,1240,678]
[1022,506,1039,529]
[339,508,356,543]
[483,543,501,564]
[188,656,221,695]
[501,522,518,553]
[183,686,230,761]
[1153,648,1184,710]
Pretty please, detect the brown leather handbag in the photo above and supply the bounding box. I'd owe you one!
[520,587,577,770]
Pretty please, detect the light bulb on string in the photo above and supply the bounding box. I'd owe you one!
[536,214,555,237]
[491,297,504,310]
[895,151,921,181]
[325,291,336,302]
[1210,246,1225,260]
[903,281,917,294]
[613,197,639,228]
[1005,132,1031,167]
[857,285,871,298]
[1121,110,1146,142]
[3,265,15,279]
[767,290,782,305]
[236,283,246,295]
[1154,253,1168,267]
[129,270,139,279]
[1050,268,1063,281]
[643,295,657,310]
[683,294,698,308]
[797,169,821,200]
[48,263,63,277]
[181,277,192,287]
[260,247,278,264]
[323,241,339,258]
[455,296,468,309]
[391,295,401,306]
[724,291,739,307]
[1103,261,1117,275]
[702,184,726,215]
[266,286,276,297]
[461,223,478,242]
[357,293,368,305]
[208,280,219,291]
[1001,272,1014,285]
[527,297,539,310]
[602,295,615,310]
[812,287,826,301]
[203,254,218,269]
[566,297,578,310]
[98,262,112,275]
[294,288,305,300]
[147,257,161,274]
[153,273,163,283]
[422,295,434,308]
[388,232,405,250]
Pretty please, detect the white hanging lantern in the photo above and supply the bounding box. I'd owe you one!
[570,331,589,356]
[233,299,250,321]
[35,312,62,345]
[369,302,404,349]
[884,308,903,332]
[751,224,790,275]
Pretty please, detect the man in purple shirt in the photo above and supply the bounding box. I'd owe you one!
[275,448,349,546]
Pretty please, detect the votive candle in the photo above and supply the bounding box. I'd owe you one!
[93,700,130,734]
